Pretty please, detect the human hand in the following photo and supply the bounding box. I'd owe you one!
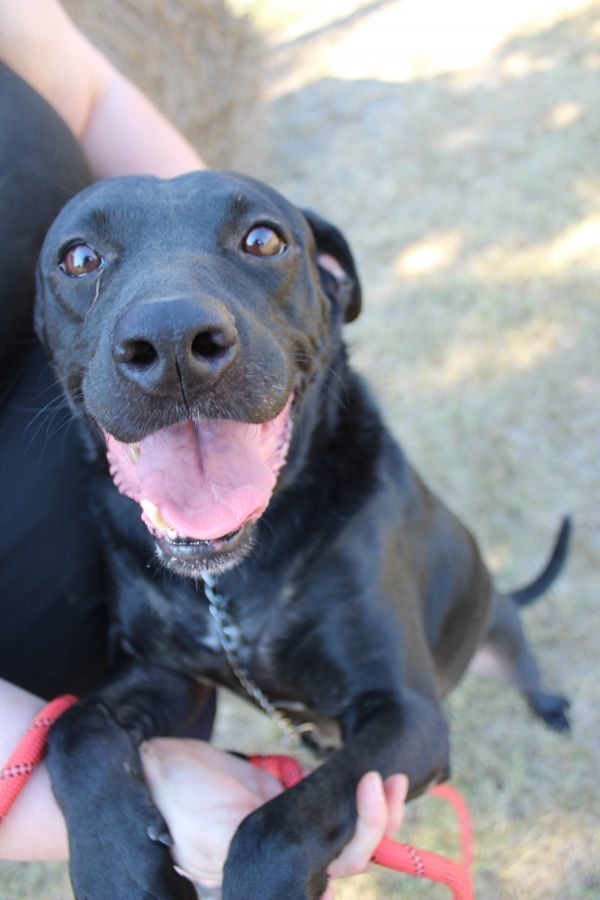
[141,739,282,888]
[141,738,408,895]
[323,770,408,899]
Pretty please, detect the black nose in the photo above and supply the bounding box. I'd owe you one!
[112,297,238,396]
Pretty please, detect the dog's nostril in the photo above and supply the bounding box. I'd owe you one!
[121,339,158,368]
[191,330,228,360]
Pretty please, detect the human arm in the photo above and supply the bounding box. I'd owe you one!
[0,679,408,892]
[0,679,68,860]
[0,0,203,178]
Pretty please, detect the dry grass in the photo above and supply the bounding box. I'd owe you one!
[2,0,598,897]
[63,0,265,169]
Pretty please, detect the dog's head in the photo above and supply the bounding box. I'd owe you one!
[36,171,361,574]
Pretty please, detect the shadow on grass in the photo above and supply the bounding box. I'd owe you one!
[261,4,598,552]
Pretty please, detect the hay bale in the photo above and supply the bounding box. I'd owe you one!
[63,0,264,169]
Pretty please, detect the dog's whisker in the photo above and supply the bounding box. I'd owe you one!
[323,364,350,408]
[23,400,72,453]
[27,401,87,461]
[317,378,348,411]
[21,394,70,433]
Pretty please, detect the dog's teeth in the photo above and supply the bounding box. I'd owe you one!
[140,499,174,536]
[128,442,140,463]
[140,499,180,540]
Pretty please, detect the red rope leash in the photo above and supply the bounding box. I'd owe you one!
[0,694,78,822]
[0,702,474,898]
[250,755,475,900]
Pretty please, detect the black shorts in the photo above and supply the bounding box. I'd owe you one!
[0,63,214,737]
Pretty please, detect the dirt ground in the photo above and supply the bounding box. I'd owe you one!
[2,0,598,897]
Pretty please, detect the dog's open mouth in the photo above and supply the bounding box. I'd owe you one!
[103,396,293,562]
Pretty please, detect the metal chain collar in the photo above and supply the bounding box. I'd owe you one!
[201,572,315,747]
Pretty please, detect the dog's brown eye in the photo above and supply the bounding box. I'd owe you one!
[242,225,286,257]
[60,243,102,277]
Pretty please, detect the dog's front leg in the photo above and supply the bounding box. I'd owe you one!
[46,660,201,900]
[223,688,449,900]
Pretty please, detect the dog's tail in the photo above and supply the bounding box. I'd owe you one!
[508,516,572,608]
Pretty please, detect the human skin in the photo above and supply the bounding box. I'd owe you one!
[1,0,202,177]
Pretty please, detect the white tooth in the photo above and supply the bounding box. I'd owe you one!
[166,527,179,540]
[140,499,171,535]
[128,442,140,463]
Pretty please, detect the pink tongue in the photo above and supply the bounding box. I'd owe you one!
[105,400,292,541]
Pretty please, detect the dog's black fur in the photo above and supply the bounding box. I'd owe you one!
[36,171,570,899]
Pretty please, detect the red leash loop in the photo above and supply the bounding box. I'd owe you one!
[0,694,78,822]
[1,704,474,898]
[250,755,475,900]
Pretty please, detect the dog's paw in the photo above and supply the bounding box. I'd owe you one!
[69,833,195,900]
[68,807,195,900]
[223,803,327,900]
[529,691,571,732]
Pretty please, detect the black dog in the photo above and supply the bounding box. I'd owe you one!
[36,171,570,899]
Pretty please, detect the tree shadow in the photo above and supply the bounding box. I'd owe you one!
[265,4,597,263]
[259,4,598,556]
[274,0,399,52]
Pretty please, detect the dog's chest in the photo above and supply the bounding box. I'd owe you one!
[122,574,286,685]
[122,573,352,731]
[120,577,225,677]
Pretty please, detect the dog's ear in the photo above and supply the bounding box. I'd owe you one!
[302,209,362,323]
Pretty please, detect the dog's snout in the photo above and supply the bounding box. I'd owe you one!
[112,297,238,396]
